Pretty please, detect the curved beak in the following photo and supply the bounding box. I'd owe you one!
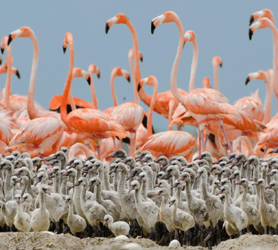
[249,28,253,40]
[151,21,156,34]
[249,15,254,26]
[245,77,250,85]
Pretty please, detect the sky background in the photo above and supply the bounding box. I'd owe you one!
[0,1,277,134]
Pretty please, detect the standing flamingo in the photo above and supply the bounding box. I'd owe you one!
[49,64,100,113]
[137,76,195,161]
[212,56,222,91]
[60,32,127,157]
[245,70,273,123]
[106,13,145,156]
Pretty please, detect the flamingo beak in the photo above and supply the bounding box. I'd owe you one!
[137,82,142,92]
[15,70,20,79]
[1,48,4,54]
[87,76,91,85]
[249,28,253,40]
[249,15,255,26]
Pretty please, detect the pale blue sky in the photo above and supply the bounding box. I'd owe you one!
[0,1,277,133]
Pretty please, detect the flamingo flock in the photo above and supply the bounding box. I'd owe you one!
[0,7,278,249]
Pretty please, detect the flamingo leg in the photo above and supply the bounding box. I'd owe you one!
[203,134,209,152]
[220,124,233,153]
[177,125,182,131]
[200,129,205,154]
[199,135,202,155]
[113,138,117,151]
[120,139,123,149]
[239,141,242,153]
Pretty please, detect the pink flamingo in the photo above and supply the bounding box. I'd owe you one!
[137,75,195,160]
[245,70,273,123]
[212,56,222,91]
[88,64,101,109]
[60,32,127,157]
[106,13,145,156]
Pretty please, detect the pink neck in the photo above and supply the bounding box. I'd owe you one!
[89,70,98,109]
[188,39,198,92]
[213,63,219,91]
[147,80,158,137]
[128,53,139,104]
[4,46,12,109]
[61,43,74,124]
[110,68,119,106]
[263,74,272,123]
[170,18,185,103]
[27,31,39,119]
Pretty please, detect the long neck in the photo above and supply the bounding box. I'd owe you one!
[170,18,186,103]
[134,188,142,206]
[89,71,98,109]
[141,181,148,200]
[68,86,76,111]
[113,172,118,192]
[233,136,255,156]
[269,24,278,112]
[185,181,192,203]
[39,191,47,215]
[4,169,12,201]
[4,46,12,109]
[81,184,87,208]
[241,185,247,209]
[95,184,103,203]
[147,81,158,137]
[110,70,118,106]
[61,42,74,124]
[200,176,208,199]
[118,171,127,195]
[188,39,198,92]
[54,174,61,193]
[61,177,68,195]
[104,170,111,191]
[138,88,152,107]
[213,63,219,91]
[175,188,182,208]
[68,202,74,217]
[27,32,40,119]
[127,21,141,87]
[264,74,273,123]
[129,55,139,104]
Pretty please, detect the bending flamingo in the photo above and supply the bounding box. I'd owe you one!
[137,76,195,161]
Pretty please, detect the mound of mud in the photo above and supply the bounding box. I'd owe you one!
[215,233,278,250]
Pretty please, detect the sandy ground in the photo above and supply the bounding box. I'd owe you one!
[0,232,278,250]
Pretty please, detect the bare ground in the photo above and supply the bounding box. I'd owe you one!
[0,232,278,250]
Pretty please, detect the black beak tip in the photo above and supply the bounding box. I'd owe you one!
[1,48,4,55]
[137,83,141,92]
[63,46,67,54]
[127,76,130,83]
[7,34,13,46]
[249,28,253,40]
[245,77,250,85]
[0,58,2,65]
[249,15,254,26]
[105,23,110,34]
[87,76,91,86]
[97,72,100,79]
[151,21,156,34]
[219,63,223,68]
[16,70,20,79]
[140,56,143,62]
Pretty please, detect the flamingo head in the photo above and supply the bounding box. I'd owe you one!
[245,70,268,85]
[128,49,143,62]
[137,76,157,92]
[8,27,33,46]
[113,67,130,82]
[184,30,196,45]
[212,56,222,67]
[88,64,101,79]
[106,13,128,34]
[249,17,274,40]
[0,36,9,54]
[72,67,91,85]
[151,11,179,34]
[250,9,274,26]
[62,32,73,53]
[203,77,211,89]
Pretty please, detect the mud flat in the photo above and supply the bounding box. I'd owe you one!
[0,232,278,250]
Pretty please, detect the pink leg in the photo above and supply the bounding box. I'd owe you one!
[239,141,242,153]
[199,135,202,155]
[201,130,205,154]
[113,138,117,151]
[128,137,134,157]
[203,134,209,152]
[120,139,123,149]
[96,146,101,159]
[220,124,233,153]
[177,125,182,131]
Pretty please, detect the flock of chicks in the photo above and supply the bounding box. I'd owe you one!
[1,146,278,249]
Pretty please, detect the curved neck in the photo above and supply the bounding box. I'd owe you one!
[110,70,118,106]
[129,54,139,104]
[126,21,141,88]
[213,63,219,91]
[134,188,142,205]
[68,86,76,111]
[188,39,198,92]
[233,136,255,156]
[95,184,103,203]
[138,87,152,107]
[27,32,40,119]
[147,80,158,137]
[264,75,273,123]
[170,18,186,103]
[4,46,12,109]
[89,71,98,109]
[61,43,74,124]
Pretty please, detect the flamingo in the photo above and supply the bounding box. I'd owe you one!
[202,77,212,89]
[212,56,222,91]
[60,32,127,157]
[245,70,272,123]
[106,13,145,156]
[249,17,278,155]
[49,64,100,113]
[137,76,195,161]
